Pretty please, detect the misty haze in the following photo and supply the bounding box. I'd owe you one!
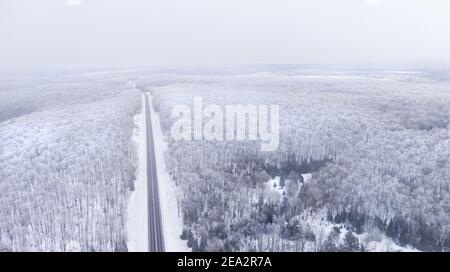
[1,0,450,253]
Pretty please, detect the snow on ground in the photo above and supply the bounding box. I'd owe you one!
[265,174,312,202]
[264,174,418,252]
[382,70,422,74]
[295,210,420,252]
[265,177,286,202]
[148,93,189,252]
[302,173,312,184]
[356,231,419,252]
[126,93,149,252]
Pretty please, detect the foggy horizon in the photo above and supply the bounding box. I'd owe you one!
[2,0,450,69]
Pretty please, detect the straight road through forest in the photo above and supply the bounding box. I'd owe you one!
[144,93,165,252]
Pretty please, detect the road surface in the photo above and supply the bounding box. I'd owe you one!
[144,93,165,252]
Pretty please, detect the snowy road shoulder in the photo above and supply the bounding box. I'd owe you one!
[126,93,149,252]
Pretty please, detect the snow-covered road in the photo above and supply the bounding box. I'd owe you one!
[144,93,165,251]
[127,89,188,252]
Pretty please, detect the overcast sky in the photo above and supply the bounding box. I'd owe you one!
[1,0,450,67]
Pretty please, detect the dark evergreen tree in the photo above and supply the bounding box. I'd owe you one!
[341,231,361,252]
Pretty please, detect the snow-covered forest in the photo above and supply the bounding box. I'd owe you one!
[144,69,450,252]
[0,71,141,251]
[1,68,450,252]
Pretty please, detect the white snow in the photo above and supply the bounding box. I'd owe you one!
[65,241,81,252]
[265,174,311,202]
[382,70,422,74]
[264,177,284,203]
[294,210,420,252]
[302,173,312,184]
[126,91,188,252]
[147,93,189,252]
[264,173,419,252]
[126,93,149,252]
[357,231,419,252]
